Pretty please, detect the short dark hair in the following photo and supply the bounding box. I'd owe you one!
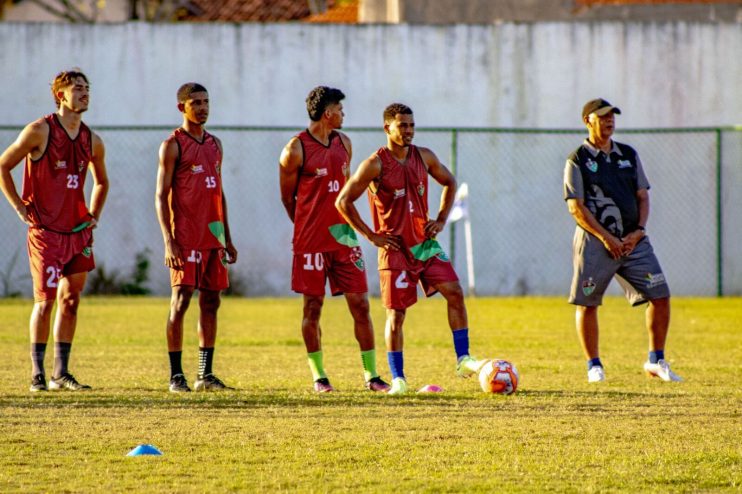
[51,69,89,108]
[177,82,208,103]
[306,86,345,121]
[383,103,413,123]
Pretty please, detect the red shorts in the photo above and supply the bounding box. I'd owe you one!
[170,248,229,291]
[27,227,95,302]
[292,246,368,296]
[379,255,459,310]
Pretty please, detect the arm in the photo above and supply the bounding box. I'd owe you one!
[567,198,623,259]
[278,137,302,222]
[336,154,401,251]
[0,120,47,226]
[620,188,648,255]
[86,131,109,227]
[155,138,183,269]
[419,147,455,238]
[214,137,237,264]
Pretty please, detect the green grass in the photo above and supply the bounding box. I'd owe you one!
[0,296,740,493]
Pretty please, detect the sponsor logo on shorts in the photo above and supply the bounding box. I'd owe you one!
[191,164,205,174]
[55,160,67,170]
[617,159,632,169]
[586,159,598,173]
[394,188,406,199]
[582,277,596,296]
[316,168,328,177]
[350,247,365,271]
[82,247,92,258]
[645,272,666,288]
[417,183,425,196]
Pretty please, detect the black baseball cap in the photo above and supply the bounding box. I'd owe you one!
[582,98,621,120]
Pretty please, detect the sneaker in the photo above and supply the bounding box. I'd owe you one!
[49,373,91,391]
[365,376,391,392]
[194,374,234,391]
[313,377,335,393]
[644,359,683,382]
[388,377,408,395]
[456,355,485,378]
[30,374,47,392]
[169,373,191,392]
[587,366,605,383]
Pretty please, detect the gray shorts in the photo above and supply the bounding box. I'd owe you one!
[569,229,670,307]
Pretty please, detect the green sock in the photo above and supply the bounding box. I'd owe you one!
[307,351,326,381]
[361,349,378,382]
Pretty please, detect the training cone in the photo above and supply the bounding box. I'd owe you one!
[127,444,163,456]
[417,384,444,393]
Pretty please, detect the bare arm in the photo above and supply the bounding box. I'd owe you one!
[620,188,648,255]
[86,131,109,227]
[0,120,47,225]
[567,198,623,259]
[419,147,456,238]
[155,138,183,269]
[214,136,237,264]
[336,154,401,251]
[278,137,302,222]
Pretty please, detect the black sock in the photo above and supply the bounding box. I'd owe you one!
[198,347,214,378]
[169,351,184,378]
[53,342,71,378]
[31,343,47,377]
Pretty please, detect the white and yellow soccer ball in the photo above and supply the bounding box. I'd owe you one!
[478,359,519,395]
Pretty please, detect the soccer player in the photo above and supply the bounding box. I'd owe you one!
[336,103,483,395]
[279,86,389,393]
[0,69,109,391]
[155,82,238,392]
[563,98,682,383]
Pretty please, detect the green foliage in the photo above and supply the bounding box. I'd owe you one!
[0,248,29,298]
[0,296,740,492]
[86,249,151,295]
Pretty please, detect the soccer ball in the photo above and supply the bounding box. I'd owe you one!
[478,359,519,395]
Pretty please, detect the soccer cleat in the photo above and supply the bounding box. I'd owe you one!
[48,373,91,391]
[388,377,408,395]
[30,374,47,392]
[644,359,683,382]
[456,355,485,378]
[587,366,605,383]
[169,373,191,392]
[365,376,391,392]
[313,377,335,393]
[194,374,234,391]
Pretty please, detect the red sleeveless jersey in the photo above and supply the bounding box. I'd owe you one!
[370,145,443,270]
[292,130,358,254]
[168,128,225,250]
[22,114,92,232]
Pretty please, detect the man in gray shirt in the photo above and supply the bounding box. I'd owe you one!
[563,98,682,383]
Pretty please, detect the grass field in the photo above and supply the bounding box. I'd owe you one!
[0,296,740,493]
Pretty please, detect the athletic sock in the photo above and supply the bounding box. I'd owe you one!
[649,350,664,364]
[307,350,327,381]
[360,349,378,382]
[452,328,470,360]
[587,358,603,370]
[53,342,71,378]
[387,351,405,380]
[169,351,184,378]
[30,343,47,377]
[198,347,214,379]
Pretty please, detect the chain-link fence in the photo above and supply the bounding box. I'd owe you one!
[1,125,739,297]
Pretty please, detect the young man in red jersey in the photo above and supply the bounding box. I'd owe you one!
[279,86,389,393]
[156,83,238,392]
[336,103,484,395]
[0,69,109,392]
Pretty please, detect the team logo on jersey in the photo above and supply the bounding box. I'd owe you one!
[77,160,86,172]
[417,183,425,196]
[585,159,598,173]
[582,277,596,296]
[394,188,406,199]
[191,164,205,174]
[618,159,632,169]
[341,163,349,178]
[215,162,221,174]
[316,168,328,177]
[645,272,666,288]
[54,160,67,170]
[349,246,365,272]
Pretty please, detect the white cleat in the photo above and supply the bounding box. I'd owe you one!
[587,366,605,383]
[456,355,486,378]
[644,359,683,382]
[388,377,408,395]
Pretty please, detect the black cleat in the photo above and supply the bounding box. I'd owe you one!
[30,374,47,392]
[169,373,191,392]
[194,374,234,391]
[365,376,391,392]
[49,373,91,391]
